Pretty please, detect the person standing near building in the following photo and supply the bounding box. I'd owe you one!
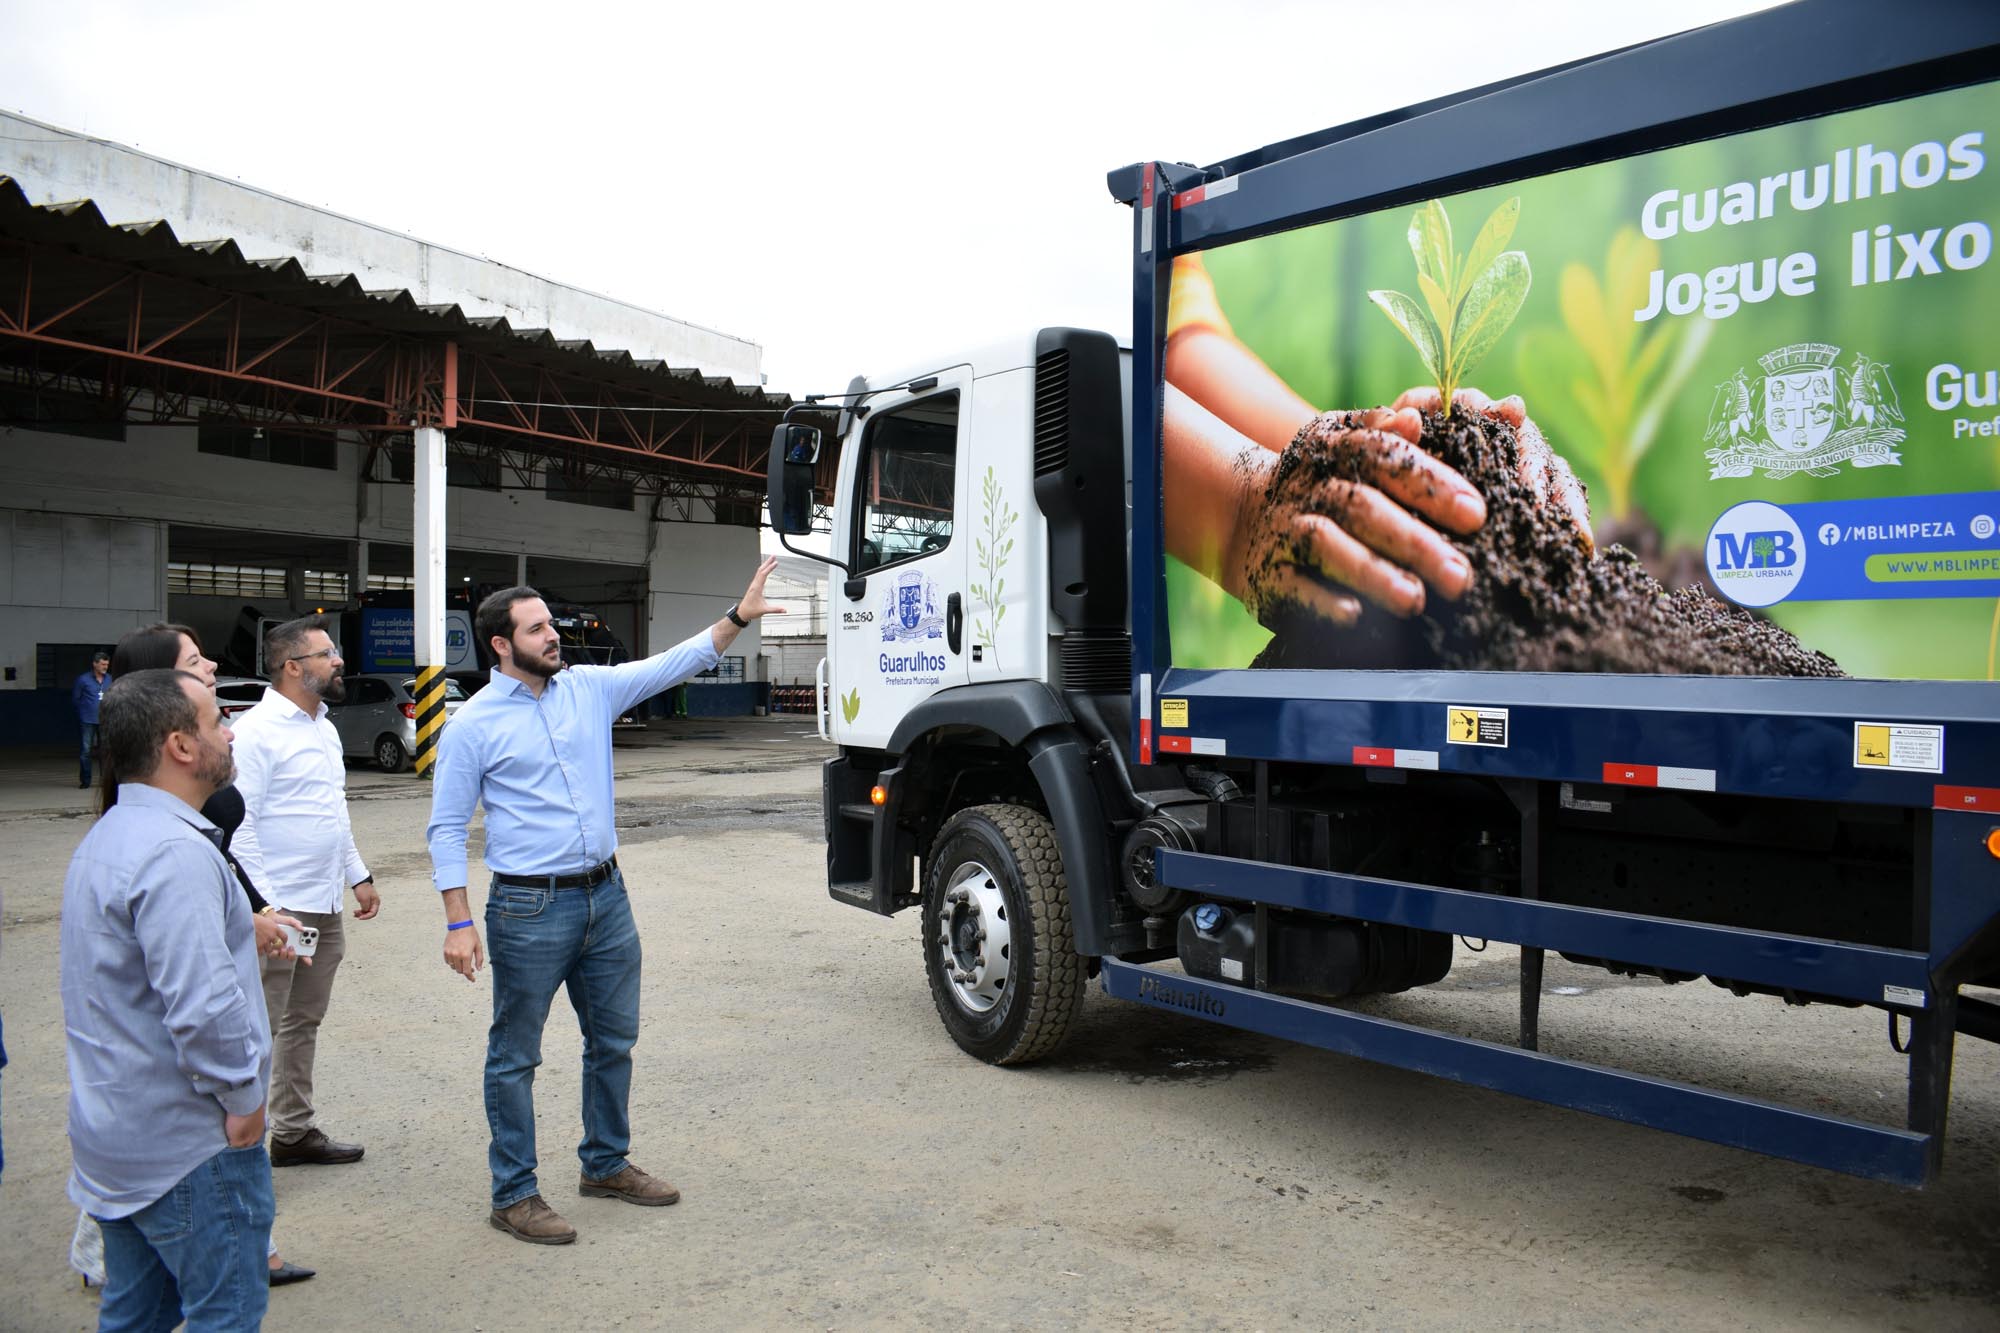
[426,558,782,1245]
[72,650,111,788]
[62,668,274,1328]
[232,615,380,1169]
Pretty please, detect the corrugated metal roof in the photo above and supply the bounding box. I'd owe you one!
[0,174,797,411]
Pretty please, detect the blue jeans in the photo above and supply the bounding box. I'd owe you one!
[484,869,643,1210]
[95,1144,273,1332]
[80,721,99,785]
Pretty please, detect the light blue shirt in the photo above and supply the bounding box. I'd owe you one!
[426,630,720,888]
[61,785,270,1218]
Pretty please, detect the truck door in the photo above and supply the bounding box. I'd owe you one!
[828,371,971,749]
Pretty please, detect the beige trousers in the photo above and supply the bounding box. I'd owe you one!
[260,908,346,1142]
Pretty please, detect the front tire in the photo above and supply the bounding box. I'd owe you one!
[374,735,409,773]
[921,804,1085,1065]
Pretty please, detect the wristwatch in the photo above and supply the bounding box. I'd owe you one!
[724,603,749,628]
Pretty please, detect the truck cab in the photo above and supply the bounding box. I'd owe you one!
[819,332,1130,748]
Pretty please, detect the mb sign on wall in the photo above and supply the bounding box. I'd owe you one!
[1167,79,2000,680]
[359,609,476,673]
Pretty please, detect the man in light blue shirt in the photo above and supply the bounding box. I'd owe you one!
[62,668,274,1329]
[427,558,782,1245]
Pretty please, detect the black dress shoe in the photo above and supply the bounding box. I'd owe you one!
[268,1261,317,1287]
[270,1127,364,1167]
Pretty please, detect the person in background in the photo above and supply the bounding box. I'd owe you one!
[232,615,378,1173]
[62,669,274,1328]
[72,651,111,789]
[426,560,782,1245]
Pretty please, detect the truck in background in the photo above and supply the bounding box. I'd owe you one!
[220,587,630,684]
[767,0,2000,1186]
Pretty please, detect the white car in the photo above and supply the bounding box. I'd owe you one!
[327,673,466,772]
[215,676,268,722]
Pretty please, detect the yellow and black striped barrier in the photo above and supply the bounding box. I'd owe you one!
[413,665,449,778]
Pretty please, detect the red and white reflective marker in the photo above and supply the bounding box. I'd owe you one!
[1602,763,1716,791]
[1172,176,1239,210]
[1160,735,1228,756]
[1352,747,1440,771]
[1138,672,1153,765]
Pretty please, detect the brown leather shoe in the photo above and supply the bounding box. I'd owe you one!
[269,1128,364,1167]
[579,1163,680,1206]
[489,1195,577,1245]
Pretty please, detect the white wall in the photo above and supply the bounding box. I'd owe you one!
[648,521,762,669]
[0,509,164,687]
[763,635,827,686]
[1,112,765,387]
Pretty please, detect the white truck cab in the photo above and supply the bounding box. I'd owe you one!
[810,332,1130,751]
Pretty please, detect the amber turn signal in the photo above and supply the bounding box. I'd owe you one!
[870,785,888,806]
[1985,827,2000,859]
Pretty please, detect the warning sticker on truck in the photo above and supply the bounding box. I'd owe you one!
[1447,706,1508,748]
[1854,722,1944,774]
[1160,698,1188,728]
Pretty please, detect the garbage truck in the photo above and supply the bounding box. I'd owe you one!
[765,0,2000,1185]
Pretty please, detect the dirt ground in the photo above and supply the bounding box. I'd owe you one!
[2,716,1998,1331]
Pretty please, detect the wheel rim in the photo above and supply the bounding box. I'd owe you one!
[378,739,399,766]
[936,860,1012,1013]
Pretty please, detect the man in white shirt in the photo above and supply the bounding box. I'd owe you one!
[233,615,381,1167]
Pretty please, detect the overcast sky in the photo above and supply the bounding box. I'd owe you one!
[0,0,1773,397]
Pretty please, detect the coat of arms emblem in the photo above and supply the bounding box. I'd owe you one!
[1704,342,1905,480]
[881,570,944,643]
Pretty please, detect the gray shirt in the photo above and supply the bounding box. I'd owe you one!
[61,784,271,1218]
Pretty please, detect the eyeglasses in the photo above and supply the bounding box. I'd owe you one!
[285,648,339,666]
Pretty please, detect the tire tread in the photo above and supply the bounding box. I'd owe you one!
[927,803,1086,1065]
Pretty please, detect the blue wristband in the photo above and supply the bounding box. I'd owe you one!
[446,919,474,931]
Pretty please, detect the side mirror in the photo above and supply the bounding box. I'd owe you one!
[767,422,820,536]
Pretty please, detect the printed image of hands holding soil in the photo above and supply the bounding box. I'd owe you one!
[1162,79,2000,680]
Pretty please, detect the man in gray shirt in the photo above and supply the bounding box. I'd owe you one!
[61,668,274,1330]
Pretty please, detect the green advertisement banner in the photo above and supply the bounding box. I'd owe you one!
[1163,79,2000,679]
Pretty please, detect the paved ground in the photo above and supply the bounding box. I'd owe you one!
[2,717,1998,1330]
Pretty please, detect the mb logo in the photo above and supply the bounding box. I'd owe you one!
[1712,529,1799,570]
[1705,500,1807,609]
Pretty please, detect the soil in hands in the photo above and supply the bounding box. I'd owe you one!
[1248,409,1843,676]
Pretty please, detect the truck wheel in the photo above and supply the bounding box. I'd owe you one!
[921,803,1085,1065]
[374,735,409,773]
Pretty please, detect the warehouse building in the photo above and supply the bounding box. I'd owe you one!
[1,112,824,744]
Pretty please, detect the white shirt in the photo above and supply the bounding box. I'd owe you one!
[231,687,369,915]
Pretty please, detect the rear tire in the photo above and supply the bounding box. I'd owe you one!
[921,803,1085,1065]
[374,735,409,774]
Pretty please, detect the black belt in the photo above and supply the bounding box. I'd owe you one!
[492,857,618,890]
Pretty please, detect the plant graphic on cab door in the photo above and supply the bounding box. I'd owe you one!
[970,466,1017,671]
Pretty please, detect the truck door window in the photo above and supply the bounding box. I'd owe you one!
[853,392,957,576]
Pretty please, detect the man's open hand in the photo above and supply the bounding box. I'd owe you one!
[737,555,788,621]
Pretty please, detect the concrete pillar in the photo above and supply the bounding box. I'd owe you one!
[516,552,528,587]
[353,538,370,602]
[412,425,449,777]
